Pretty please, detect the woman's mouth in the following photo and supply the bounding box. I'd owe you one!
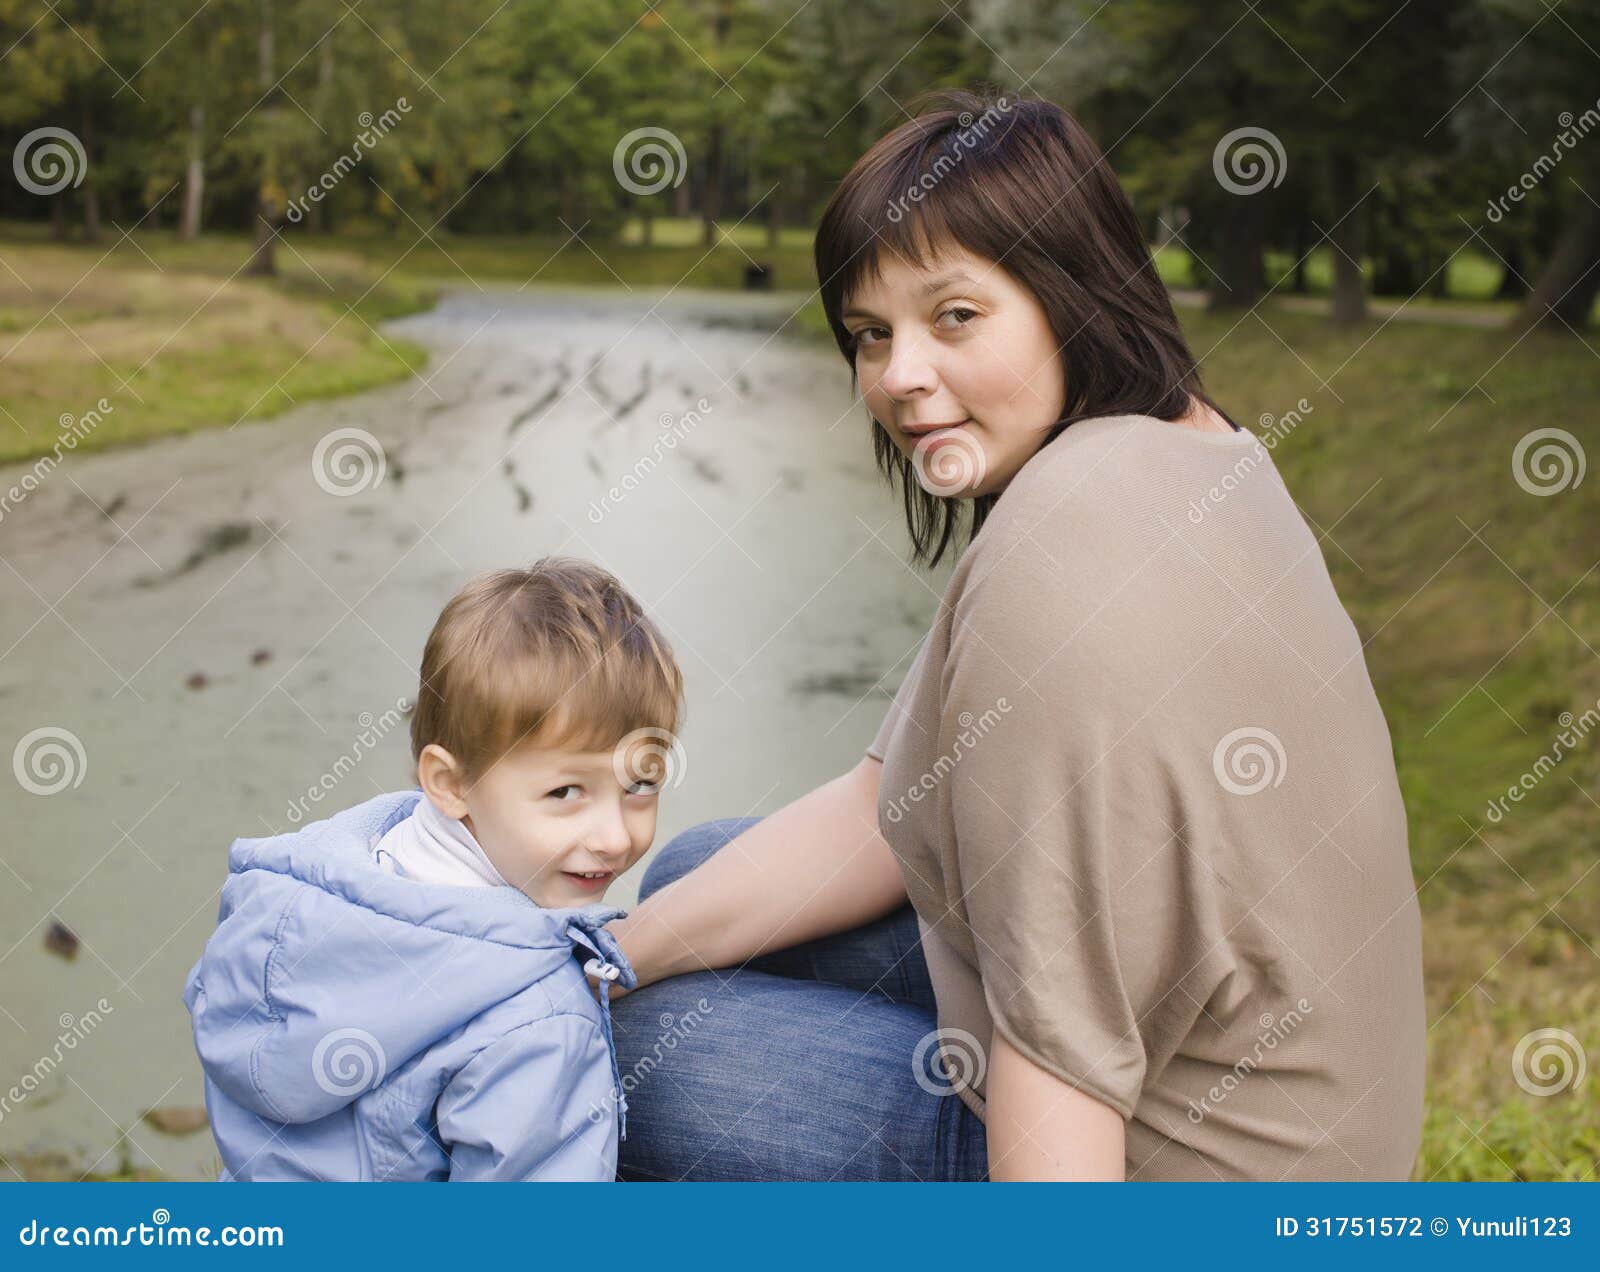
[562,870,614,891]
[900,417,972,437]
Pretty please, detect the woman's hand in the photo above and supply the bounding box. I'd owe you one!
[984,1030,1126,1180]
[609,756,907,990]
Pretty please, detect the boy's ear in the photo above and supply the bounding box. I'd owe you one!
[417,744,471,819]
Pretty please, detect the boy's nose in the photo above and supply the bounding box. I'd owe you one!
[587,807,635,859]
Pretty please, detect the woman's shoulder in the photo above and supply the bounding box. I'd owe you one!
[978,412,1283,557]
[950,411,1293,647]
[969,414,1188,565]
[989,415,1153,528]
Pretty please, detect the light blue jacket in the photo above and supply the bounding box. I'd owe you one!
[182,790,636,1182]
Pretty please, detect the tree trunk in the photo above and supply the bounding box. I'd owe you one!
[1429,255,1451,299]
[1290,221,1308,293]
[1493,239,1529,300]
[245,0,279,276]
[309,31,334,234]
[81,105,101,243]
[640,209,654,247]
[1327,151,1365,323]
[701,123,723,249]
[1514,198,1600,332]
[245,189,280,275]
[766,186,781,249]
[50,194,68,241]
[1205,197,1266,311]
[179,103,205,240]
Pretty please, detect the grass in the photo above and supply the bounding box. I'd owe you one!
[3,218,1596,1181]
[333,216,816,291]
[0,226,436,465]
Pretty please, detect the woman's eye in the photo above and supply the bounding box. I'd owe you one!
[546,785,581,801]
[936,306,978,329]
[851,325,889,349]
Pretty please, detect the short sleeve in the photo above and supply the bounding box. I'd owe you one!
[866,636,930,762]
[939,540,1227,1119]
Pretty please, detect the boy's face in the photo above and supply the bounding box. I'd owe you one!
[453,739,662,908]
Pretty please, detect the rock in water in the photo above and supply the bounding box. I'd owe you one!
[44,920,79,960]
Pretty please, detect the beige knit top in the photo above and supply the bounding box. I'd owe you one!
[867,413,1424,1181]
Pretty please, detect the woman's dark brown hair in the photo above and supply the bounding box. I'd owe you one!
[815,87,1229,567]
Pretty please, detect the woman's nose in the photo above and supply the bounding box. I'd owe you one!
[878,331,939,399]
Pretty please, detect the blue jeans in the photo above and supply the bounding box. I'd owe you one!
[609,817,989,1181]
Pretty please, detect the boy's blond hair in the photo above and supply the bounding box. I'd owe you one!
[409,557,682,782]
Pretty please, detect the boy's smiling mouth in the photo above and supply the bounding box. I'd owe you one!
[562,870,614,891]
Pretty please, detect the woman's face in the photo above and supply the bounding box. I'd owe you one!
[842,244,1067,498]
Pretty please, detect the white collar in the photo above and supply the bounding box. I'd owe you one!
[374,793,512,890]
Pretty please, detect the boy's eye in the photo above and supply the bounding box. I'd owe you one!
[626,781,660,797]
[546,785,581,800]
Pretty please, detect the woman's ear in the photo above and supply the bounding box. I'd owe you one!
[417,744,471,819]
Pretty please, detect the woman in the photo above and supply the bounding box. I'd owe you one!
[605,89,1424,1181]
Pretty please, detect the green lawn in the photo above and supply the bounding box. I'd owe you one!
[0,225,437,464]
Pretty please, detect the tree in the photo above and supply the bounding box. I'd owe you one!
[1460,0,1600,332]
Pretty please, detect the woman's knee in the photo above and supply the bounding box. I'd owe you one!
[638,816,763,900]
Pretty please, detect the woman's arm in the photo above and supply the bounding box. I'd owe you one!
[984,1030,1126,1181]
[611,756,907,990]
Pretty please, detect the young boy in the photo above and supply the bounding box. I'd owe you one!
[182,558,683,1181]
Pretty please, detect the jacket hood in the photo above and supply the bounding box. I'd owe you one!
[183,790,631,1125]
